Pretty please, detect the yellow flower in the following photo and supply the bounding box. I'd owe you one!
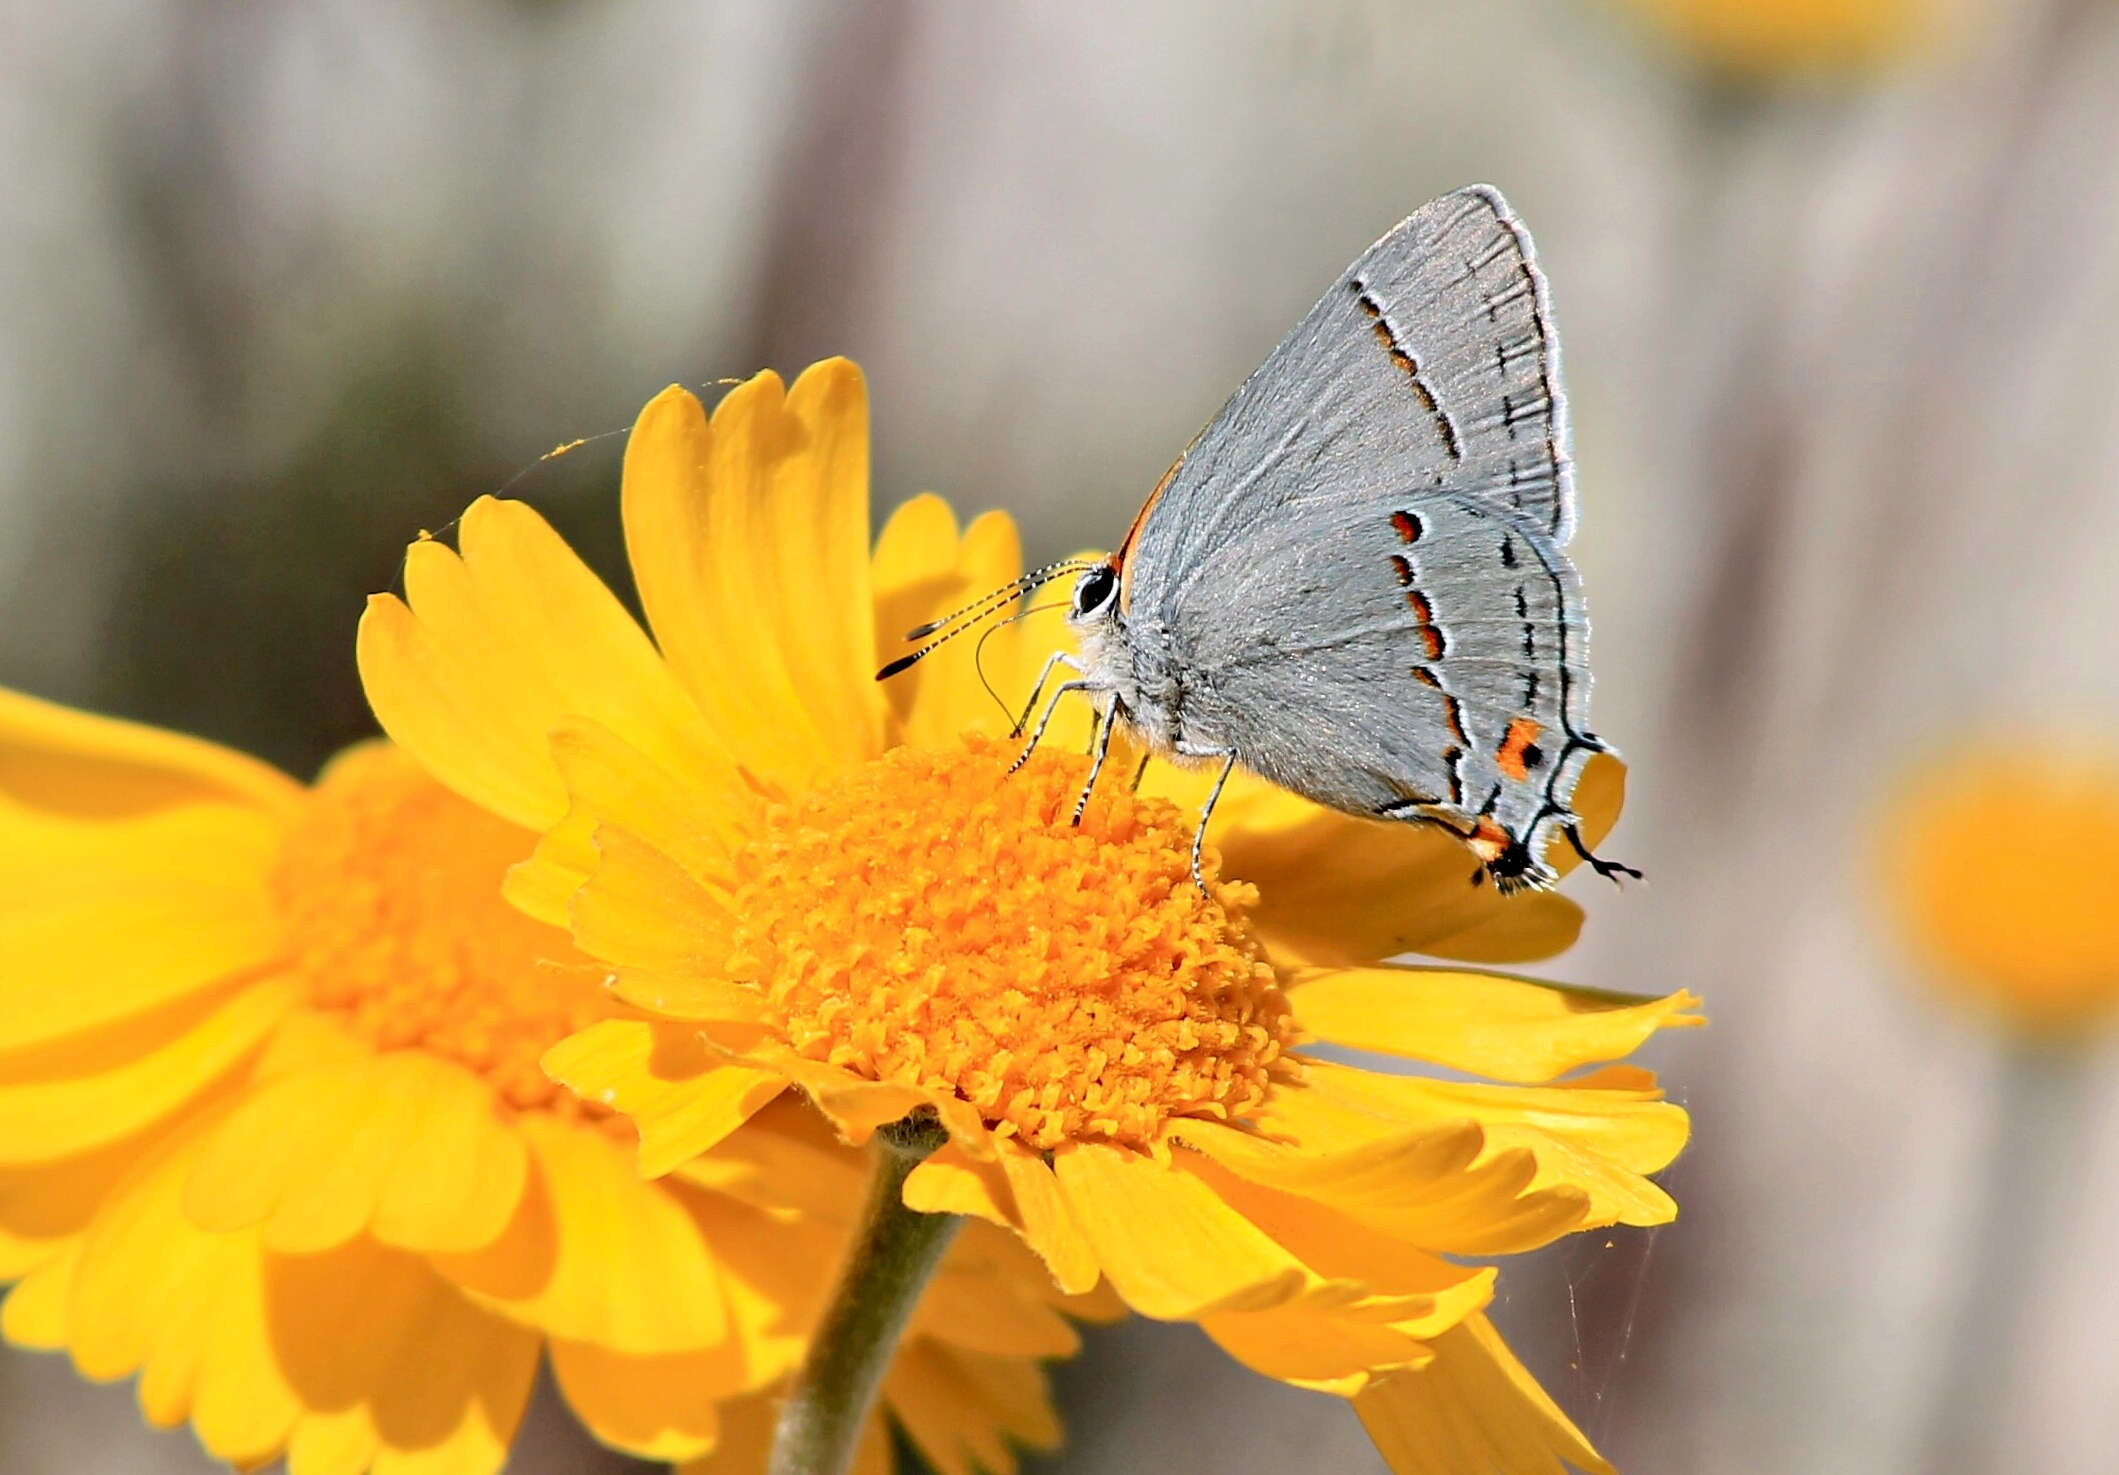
[1881,741,2119,1037]
[1616,0,1926,77]
[0,686,1092,1473]
[358,359,1702,1473]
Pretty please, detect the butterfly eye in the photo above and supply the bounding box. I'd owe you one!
[1071,564,1119,619]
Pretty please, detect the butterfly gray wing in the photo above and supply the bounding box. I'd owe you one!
[1123,185,1575,624]
[1162,488,1601,864]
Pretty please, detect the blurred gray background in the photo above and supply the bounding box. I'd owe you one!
[7,1,2119,1472]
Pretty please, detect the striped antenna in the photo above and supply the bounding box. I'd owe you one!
[877,559,1096,680]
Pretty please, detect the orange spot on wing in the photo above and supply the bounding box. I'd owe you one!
[1496,717,1544,783]
[1468,815,1509,864]
[1390,511,1423,544]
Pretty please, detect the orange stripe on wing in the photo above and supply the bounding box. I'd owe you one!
[1114,451,1184,611]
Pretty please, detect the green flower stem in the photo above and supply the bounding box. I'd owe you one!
[767,1114,962,1475]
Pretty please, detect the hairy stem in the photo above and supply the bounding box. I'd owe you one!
[766,1115,961,1475]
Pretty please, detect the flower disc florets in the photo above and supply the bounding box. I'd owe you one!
[273,743,612,1110]
[724,736,1297,1150]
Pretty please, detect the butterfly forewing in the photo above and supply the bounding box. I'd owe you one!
[1120,185,1599,867]
[1124,185,1575,624]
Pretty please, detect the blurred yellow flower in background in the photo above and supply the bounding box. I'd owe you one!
[359,359,1702,1475]
[1881,742,2119,1037]
[1615,0,1928,77]
[0,686,1092,1473]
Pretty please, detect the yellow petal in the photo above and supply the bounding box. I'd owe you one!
[1562,752,1625,866]
[0,878,282,1053]
[63,1128,303,1463]
[872,493,966,742]
[872,496,1032,748]
[1354,1313,1612,1475]
[996,1144,1100,1296]
[266,1237,539,1475]
[1174,1115,1590,1258]
[1176,1151,1497,1330]
[180,1254,306,1467]
[184,1051,529,1255]
[429,1113,727,1354]
[884,1341,1061,1475]
[1287,968,1704,1084]
[0,979,292,1166]
[1202,1302,1437,1394]
[903,1142,1015,1226]
[541,1019,785,1177]
[957,513,1029,620]
[287,1408,382,1475]
[511,716,747,929]
[670,1096,869,1225]
[1413,893,1589,965]
[1223,807,1585,967]
[603,972,770,1030]
[358,496,729,835]
[1291,1060,1687,1229]
[767,1052,937,1147]
[671,1394,773,1475]
[546,1339,727,1461]
[566,822,741,978]
[852,1409,895,1475]
[622,366,885,790]
[63,1131,211,1381]
[0,787,283,892]
[914,1225,1082,1360]
[365,1068,536,1257]
[1,1236,77,1346]
[0,1139,152,1279]
[910,1274,1082,1362]
[1050,1142,1329,1320]
[357,590,562,834]
[0,684,301,820]
[681,1187,842,1390]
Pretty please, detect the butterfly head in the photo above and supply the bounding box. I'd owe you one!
[1066,561,1121,629]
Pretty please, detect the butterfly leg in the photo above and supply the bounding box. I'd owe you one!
[1172,742,1238,896]
[1012,651,1085,737]
[1563,822,1644,886]
[1070,697,1119,826]
[1010,679,1101,774]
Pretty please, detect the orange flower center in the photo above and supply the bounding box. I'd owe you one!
[272,742,613,1110]
[724,736,1296,1151]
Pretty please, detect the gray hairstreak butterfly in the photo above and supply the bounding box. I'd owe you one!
[881,185,1635,896]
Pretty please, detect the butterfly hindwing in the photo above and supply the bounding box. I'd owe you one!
[1161,489,1596,859]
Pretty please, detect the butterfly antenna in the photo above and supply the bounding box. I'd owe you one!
[877,560,1095,680]
[900,558,1097,640]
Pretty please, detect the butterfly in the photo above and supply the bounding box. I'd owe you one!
[883,185,1635,896]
